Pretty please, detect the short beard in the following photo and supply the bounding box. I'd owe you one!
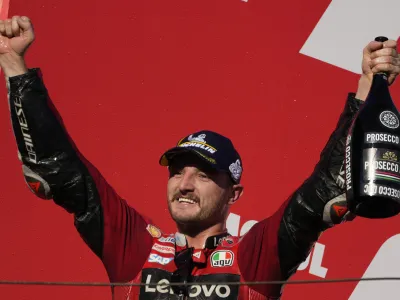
[168,201,227,237]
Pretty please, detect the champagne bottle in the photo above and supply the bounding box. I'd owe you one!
[346,36,400,218]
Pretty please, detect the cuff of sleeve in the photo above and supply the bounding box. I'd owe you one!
[8,68,42,83]
[346,92,364,114]
[7,68,43,93]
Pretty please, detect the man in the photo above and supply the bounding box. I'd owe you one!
[1,15,399,300]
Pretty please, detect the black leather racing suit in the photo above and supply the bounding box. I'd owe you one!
[7,68,363,299]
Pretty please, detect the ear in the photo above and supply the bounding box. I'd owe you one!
[228,184,244,205]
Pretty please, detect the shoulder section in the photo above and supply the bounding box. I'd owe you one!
[220,236,241,248]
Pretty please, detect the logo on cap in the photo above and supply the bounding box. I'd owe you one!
[229,159,242,181]
[188,134,207,143]
[178,133,217,154]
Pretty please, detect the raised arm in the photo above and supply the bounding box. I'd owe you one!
[275,39,400,278]
[237,39,400,298]
[1,16,154,282]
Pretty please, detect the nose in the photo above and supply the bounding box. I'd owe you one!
[178,168,196,194]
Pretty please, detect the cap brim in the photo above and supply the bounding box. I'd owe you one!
[159,147,218,168]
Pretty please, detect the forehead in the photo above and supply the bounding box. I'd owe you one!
[168,152,217,173]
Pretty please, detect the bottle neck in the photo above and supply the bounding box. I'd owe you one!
[376,72,389,82]
[365,73,393,107]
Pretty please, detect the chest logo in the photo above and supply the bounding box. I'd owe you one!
[148,254,174,265]
[210,250,234,267]
[152,243,175,255]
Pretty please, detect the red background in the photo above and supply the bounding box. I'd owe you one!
[0,0,400,299]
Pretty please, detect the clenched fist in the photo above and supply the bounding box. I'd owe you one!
[0,16,34,56]
[0,16,34,77]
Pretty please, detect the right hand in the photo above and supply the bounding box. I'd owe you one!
[0,16,35,57]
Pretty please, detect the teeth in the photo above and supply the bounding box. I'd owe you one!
[178,198,196,204]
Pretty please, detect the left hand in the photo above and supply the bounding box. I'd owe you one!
[356,38,399,100]
[365,39,399,85]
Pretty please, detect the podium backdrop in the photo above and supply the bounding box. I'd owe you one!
[0,0,400,299]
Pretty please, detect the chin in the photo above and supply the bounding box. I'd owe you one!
[172,214,198,223]
[171,211,203,224]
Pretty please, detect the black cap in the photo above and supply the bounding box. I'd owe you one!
[159,130,243,183]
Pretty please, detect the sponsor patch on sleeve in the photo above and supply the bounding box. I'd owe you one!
[152,243,175,255]
[146,224,162,238]
[148,254,174,265]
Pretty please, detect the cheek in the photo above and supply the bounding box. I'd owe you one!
[200,185,226,206]
[167,179,177,199]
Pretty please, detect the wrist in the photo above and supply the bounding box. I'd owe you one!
[0,53,28,78]
[355,75,372,101]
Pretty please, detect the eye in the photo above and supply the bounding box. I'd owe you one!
[198,172,209,179]
[169,167,183,178]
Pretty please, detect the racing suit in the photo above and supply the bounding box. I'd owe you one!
[7,68,363,300]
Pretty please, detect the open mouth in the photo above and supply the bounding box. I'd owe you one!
[177,197,197,204]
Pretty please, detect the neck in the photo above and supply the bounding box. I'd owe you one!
[177,222,226,249]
